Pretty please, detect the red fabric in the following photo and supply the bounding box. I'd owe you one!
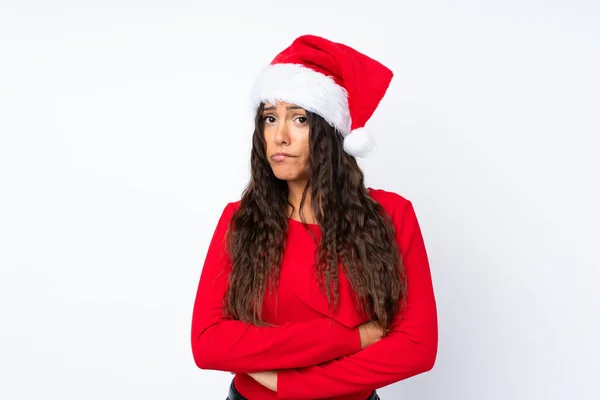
[270,34,394,132]
[191,188,438,399]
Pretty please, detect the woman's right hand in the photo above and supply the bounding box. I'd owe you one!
[358,321,386,349]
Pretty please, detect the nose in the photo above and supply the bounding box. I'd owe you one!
[274,119,290,145]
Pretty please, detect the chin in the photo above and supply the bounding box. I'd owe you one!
[271,166,302,181]
[273,172,299,181]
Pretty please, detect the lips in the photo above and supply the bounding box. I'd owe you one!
[271,153,295,162]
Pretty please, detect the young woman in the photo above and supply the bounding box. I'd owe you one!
[191,34,438,400]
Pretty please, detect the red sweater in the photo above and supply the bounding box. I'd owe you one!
[191,188,438,399]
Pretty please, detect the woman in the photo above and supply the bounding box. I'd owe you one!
[191,34,438,400]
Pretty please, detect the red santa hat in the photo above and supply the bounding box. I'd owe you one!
[250,34,394,157]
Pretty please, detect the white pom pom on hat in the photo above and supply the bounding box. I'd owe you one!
[250,34,393,158]
[343,128,376,157]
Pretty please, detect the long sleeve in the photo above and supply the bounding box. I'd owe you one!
[190,202,362,373]
[277,199,438,399]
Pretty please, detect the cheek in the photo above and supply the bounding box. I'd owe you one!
[263,127,274,151]
[296,128,310,155]
[298,134,311,170]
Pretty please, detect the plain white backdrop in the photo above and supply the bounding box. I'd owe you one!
[1,1,599,399]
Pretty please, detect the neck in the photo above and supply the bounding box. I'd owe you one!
[286,179,315,223]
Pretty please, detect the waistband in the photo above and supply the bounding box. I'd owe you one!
[227,380,380,400]
[228,381,248,400]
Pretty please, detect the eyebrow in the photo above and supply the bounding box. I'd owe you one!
[262,105,304,111]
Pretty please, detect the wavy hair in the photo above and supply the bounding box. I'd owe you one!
[222,103,407,332]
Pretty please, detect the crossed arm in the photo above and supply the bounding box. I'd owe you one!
[191,200,438,399]
[191,203,363,373]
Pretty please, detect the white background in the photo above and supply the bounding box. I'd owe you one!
[1,1,599,399]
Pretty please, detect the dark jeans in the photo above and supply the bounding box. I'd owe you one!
[226,380,381,400]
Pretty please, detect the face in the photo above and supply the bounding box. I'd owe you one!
[261,101,311,182]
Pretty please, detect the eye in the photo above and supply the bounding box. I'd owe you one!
[295,116,308,124]
[263,115,276,124]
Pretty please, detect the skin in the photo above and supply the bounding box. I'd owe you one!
[241,101,385,391]
[262,101,315,222]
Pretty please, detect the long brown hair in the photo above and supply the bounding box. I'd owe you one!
[223,103,407,331]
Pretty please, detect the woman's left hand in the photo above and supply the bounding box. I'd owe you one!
[246,370,278,392]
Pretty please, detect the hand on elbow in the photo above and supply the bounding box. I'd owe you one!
[358,321,386,349]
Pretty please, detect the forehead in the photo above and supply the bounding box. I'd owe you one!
[263,100,304,109]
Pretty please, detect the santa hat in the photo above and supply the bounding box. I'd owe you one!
[250,34,394,157]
